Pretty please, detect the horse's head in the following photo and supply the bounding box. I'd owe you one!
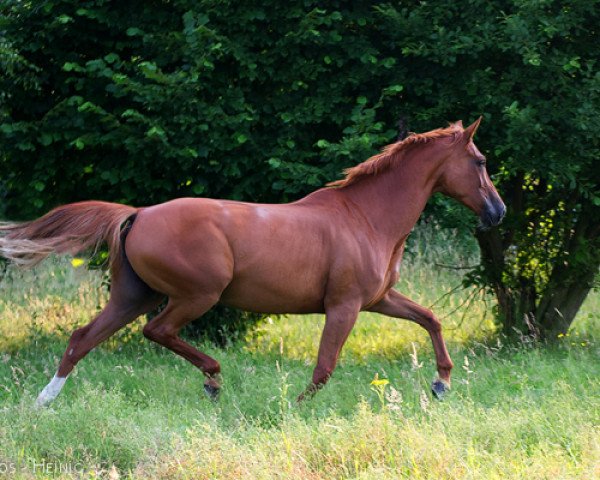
[436,118,506,228]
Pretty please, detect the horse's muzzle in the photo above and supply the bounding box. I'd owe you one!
[480,198,506,229]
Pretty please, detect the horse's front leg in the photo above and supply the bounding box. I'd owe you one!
[368,289,454,399]
[297,302,360,402]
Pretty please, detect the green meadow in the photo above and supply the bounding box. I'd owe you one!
[0,226,598,479]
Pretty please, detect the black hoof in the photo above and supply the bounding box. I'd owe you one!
[431,379,449,400]
[203,383,220,401]
[297,382,322,403]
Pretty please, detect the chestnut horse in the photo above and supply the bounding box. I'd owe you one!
[0,119,505,406]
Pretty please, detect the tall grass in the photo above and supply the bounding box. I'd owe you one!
[0,224,598,479]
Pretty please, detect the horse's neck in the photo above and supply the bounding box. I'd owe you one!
[340,151,439,246]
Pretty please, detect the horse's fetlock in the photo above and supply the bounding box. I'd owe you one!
[204,360,221,376]
[438,359,454,372]
[313,365,333,385]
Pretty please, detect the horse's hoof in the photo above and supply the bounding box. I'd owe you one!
[431,379,450,400]
[203,383,220,401]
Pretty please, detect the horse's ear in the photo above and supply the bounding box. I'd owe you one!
[464,116,482,141]
[452,120,464,128]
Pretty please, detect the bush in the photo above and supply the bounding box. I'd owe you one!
[182,306,267,348]
[0,1,400,218]
[147,300,266,347]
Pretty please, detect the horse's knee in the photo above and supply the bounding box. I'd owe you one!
[142,322,155,341]
[143,322,171,344]
[421,310,442,333]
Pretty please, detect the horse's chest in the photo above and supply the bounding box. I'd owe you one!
[378,259,401,294]
[361,245,405,307]
[386,260,401,288]
[384,243,405,283]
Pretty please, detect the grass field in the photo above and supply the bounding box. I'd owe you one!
[0,226,598,479]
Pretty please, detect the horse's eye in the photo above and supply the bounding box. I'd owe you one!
[476,159,486,167]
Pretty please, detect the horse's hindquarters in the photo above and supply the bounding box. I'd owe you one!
[124,200,235,299]
[124,198,331,314]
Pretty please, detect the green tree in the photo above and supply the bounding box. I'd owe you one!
[1,0,599,340]
[376,0,600,339]
[0,0,399,217]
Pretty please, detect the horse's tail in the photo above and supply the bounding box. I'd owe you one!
[0,201,138,268]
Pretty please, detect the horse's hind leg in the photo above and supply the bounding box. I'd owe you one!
[35,260,163,407]
[142,296,223,399]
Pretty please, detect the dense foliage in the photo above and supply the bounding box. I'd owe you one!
[1,0,599,339]
[0,0,403,216]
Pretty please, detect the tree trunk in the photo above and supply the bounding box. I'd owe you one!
[535,273,595,339]
[477,192,600,341]
[478,227,597,339]
[535,202,600,339]
[475,227,528,337]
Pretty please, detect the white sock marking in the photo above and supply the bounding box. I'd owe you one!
[35,375,67,407]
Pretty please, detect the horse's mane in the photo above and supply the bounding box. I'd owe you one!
[327,123,464,188]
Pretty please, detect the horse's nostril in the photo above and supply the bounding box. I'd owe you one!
[480,199,506,228]
[496,203,507,223]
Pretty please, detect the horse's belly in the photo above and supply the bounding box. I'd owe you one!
[219,272,326,314]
